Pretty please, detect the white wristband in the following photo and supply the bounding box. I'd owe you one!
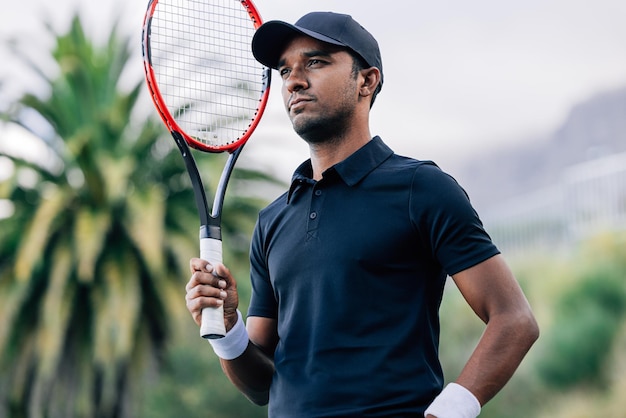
[208,310,249,360]
[424,383,481,418]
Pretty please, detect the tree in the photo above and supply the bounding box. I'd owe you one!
[0,13,277,417]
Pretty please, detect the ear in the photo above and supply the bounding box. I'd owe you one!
[359,67,381,98]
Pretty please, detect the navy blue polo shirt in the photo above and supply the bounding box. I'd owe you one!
[248,136,499,417]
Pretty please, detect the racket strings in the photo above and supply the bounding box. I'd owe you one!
[149,0,266,148]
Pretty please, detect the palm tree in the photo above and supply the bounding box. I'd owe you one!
[0,13,277,417]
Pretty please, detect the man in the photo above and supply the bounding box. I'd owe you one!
[185,11,539,418]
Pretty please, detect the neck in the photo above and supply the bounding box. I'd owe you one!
[308,128,372,180]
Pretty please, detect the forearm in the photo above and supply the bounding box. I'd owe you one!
[208,311,275,405]
[220,341,275,405]
[446,254,540,409]
[425,312,538,417]
[455,310,539,405]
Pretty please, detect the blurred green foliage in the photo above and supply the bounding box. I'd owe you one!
[437,231,626,418]
[537,262,626,388]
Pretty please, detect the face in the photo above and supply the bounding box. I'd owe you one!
[277,36,361,144]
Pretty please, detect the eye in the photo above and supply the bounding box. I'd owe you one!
[279,68,290,79]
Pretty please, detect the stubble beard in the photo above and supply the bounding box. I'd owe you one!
[291,106,354,145]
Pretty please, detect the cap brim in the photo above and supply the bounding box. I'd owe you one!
[252,20,346,69]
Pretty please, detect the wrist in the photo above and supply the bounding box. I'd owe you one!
[208,310,249,360]
[424,382,481,418]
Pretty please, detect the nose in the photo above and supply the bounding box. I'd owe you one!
[283,66,308,93]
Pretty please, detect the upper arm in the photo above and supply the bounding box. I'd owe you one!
[247,316,279,356]
[451,254,533,324]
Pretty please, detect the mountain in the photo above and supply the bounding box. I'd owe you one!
[455,85,626,215]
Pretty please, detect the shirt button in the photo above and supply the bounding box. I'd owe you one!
[314,190,322,196]
[309,212,317,219]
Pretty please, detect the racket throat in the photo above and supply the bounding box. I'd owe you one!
[200,224,222,240]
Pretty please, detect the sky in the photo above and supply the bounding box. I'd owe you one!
[1,0,626,183]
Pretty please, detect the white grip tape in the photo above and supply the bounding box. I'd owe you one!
[199,237,226,339]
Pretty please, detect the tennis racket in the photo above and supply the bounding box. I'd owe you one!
[142,0,271,339]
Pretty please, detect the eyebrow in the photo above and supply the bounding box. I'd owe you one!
[277,49,337,69]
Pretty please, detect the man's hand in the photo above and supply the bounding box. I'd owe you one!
[185,258,240,331]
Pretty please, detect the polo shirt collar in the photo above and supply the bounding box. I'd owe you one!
[287,136,393,203]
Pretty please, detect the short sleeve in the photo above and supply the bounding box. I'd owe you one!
[410,163,500,276]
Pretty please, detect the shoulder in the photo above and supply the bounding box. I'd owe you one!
[380,154,462,193]
[378,152,443,176]
[400,158,469,199]
[257,190,289,223]
[403,156,481,236]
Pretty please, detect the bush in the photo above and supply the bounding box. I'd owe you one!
[536,263,626,388]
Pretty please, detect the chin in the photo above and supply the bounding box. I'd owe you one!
[292,114,345,144]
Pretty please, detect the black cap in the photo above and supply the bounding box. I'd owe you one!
[252,11,383,87]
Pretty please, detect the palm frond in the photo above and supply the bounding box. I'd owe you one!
[92,252,142,413]
[122,185,167,279]
[73,207,112,282]
[29,245,75,413]
[14,186,69,282]
[0,269,30,360]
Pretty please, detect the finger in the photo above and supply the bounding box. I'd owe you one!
[212,262,229,278]
[212,263,237,290]
[186,295,224,326]
[186,269,226,291]
[186,282,228,313]
[187,282,227,300]
[189,257,211,273]
[186,291,225,309]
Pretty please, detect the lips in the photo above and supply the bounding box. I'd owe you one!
[288,96,313,112]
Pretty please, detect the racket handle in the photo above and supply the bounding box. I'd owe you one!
[199,237,227,339]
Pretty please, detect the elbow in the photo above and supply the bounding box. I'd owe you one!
[230,381,271,406]
[518,308,540,349]
[490,306,540,351]
[529,316,540,345]
[246,390,270,406]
